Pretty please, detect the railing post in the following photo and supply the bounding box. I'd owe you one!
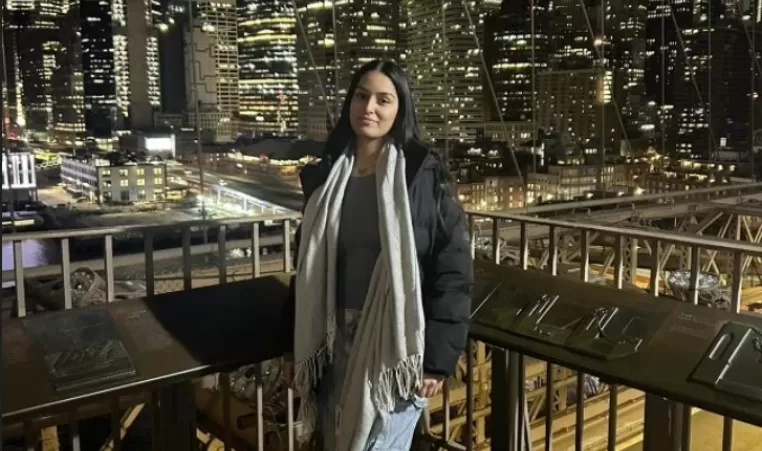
[155,382,197,451]
[643,395,684,451]
[283,219,292,273]
[490,348,522,451]
[491,219,500,264]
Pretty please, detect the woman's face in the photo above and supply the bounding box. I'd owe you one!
[349,71,399,141]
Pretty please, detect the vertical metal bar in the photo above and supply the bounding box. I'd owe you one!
[24,422,36,451]
[255,364,265,451]
[517,354,527,451]
[182,227,192,291]
[287,387,295,451]
[628,238,639,283]
[608,384,618,451]
[104,235,115,303]
[111,398,122,451]
[519,222,529,270]
[151,391,162,451]
[613,235,624,289]
[491,219,500,264]
[218,225,227,284]
[61,238,73,309]
[544,363,555,451]
[721,417,733,451]
[70,413,81,451]
[688,246,700,305]
[465,340,475,451]
[13,240,26,317]
[442,379,451,443]
[220,373,232,451]
[283,219,292,273]
[729,251,743,313]
[144,231,155,297]
[580,231,590,282]
[506,351,520,451]
[681,404,692,451]
[252,222,261,278]
[575,372,585,451]
[649,239,661,297]
[547,226,558,275]
[468,214,477,259]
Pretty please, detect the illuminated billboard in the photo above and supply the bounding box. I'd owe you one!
[143,135,176,158]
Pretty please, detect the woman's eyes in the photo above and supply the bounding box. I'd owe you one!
[354,92,390,104]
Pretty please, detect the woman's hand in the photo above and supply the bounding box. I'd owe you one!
[418,373,445,398]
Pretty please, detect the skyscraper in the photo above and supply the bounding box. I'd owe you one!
[183,0,239,141]
[405,0,500,143]
[672,18,762,158]
[51,0,86,142]
[295,0,402,140]
[485,0,551,123]
[238,0,298,136]
[3,0,65,134]
[80,0,161,140]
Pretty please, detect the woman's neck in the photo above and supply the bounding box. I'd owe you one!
[354,137,385,171]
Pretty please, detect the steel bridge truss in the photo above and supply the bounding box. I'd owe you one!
[493,204,762,310]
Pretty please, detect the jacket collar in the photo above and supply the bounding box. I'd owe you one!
[299,146,440,199]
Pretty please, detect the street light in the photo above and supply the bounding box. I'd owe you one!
[185,0,208,225]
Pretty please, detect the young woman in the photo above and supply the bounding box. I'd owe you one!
[288,59,473,451]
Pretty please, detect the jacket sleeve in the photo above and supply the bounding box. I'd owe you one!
[423,191,474,377]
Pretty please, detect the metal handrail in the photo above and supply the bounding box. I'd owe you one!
[468,211,762,256]
[0,211,302,242]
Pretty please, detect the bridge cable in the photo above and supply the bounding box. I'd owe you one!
[732,0,760,176]
[460,0,526,189]
[576,0,634,157]
[730,0,762,82]
[290,0,337,127]
[442,0,450,163]
[331,0,341,118]
[666,4,721,156]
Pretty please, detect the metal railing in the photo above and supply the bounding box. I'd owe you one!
[2,210,761,451]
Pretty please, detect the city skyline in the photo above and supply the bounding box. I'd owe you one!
[2,0,760,161]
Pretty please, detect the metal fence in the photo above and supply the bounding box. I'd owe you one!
[2,210,761,451]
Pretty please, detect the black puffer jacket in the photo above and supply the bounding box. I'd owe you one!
[285,147,473,377]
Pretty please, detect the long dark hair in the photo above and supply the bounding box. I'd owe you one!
[323,59,428,162]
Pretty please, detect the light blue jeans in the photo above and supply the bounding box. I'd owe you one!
[318,310,426,451]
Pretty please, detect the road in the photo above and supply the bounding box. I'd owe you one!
[175,166,304,211]
[37,186,78,206]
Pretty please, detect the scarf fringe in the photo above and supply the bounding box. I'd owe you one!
[294,316,336,392]
[293,317,336,445]
[373,353,424,413]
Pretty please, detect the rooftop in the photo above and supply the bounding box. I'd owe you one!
[64,150,168,167]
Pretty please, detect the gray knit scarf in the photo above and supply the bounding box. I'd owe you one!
[293,143,425,451]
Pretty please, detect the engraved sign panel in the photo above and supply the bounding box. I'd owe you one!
[23,308,137,393]
[691,322,762,402]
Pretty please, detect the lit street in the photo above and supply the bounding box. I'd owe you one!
[174,165,304,211]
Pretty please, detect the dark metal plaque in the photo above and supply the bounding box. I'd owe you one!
[473,266,665,360]
[23,307,137,393]
[565,307,646,360]
[691,322,762,402]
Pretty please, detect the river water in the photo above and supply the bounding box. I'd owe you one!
[1,239,56,287]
